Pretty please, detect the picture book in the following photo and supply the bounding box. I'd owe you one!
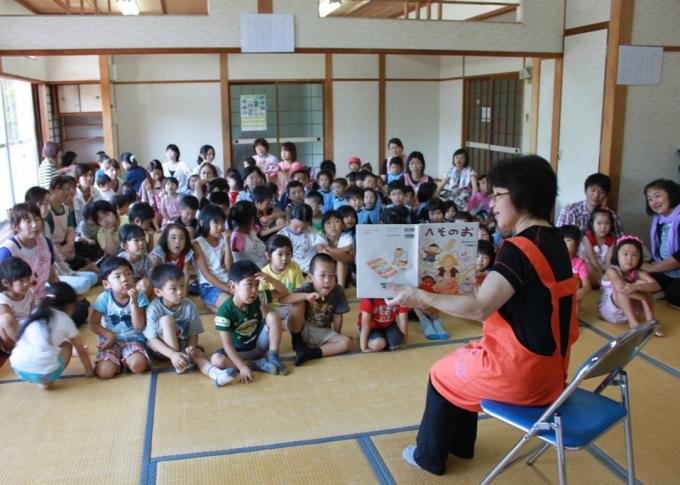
[356,223,479,298]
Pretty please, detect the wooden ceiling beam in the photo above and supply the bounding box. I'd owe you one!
[13,0,41,14]
[50,0,69,13]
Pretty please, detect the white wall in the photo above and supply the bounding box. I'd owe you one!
[464,56,523,76]
[46,56,99,81]
[556,30,607,216]
[333,54,378,79]
[0,0,563,53]
[386,81,440,175]
[438,79,463,178]
[229,54,324,80]
[565,0,611,29]
[114,54,218,81]
[0,56,47,80]
[0,0,32,14]
[113,83,222,171]
[536,59,555,161]
[333,81,379,169]
[617,0,680,241]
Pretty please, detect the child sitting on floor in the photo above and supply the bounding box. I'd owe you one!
[320,210,354,287]
[89,257,149,379]
[281,253,352,366]
[144,264,235,385]
[210,260,290,382]
[598,235,663,337]
[117,224,154,299]
[259,235,306,318]
[559,225,591,301]
[278,204,328,274]
[0,257,35,355]
[357,298,408,352]
[160,177,182,228]
[10,282,93,388]
[149,223,194,294]
[192,204,233,313]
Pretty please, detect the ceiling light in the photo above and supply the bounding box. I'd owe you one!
[319,0,342,18]
[116,0,140,16]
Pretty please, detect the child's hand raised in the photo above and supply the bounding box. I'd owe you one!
[127,287,138,303]
[305,292,320,302]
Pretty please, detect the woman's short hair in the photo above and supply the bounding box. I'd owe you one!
[42,141,60,159]
[452,148,469,167]
[488,155,557,221]
[643,178,680,216]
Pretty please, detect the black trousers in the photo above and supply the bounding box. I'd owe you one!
[650,272,680,307]
[414,379,478,475]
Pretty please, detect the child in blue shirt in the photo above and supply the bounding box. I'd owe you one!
[317,169,335,213]
[90,257,150,379]
[332,178,349,210]
[358,189,382,224]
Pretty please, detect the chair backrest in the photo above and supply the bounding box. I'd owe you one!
[572,321,658,384]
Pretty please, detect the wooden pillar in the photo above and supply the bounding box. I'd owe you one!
[323,54,334,160]
[257,0,273,13]
[599,0,634,211]
[549,57,563,171]
[98,55,115,157]
[220,53,232,171]
[378,54,386,164]
[528,58,541,154]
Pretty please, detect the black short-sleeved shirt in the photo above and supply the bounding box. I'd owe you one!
[492,226,574,357]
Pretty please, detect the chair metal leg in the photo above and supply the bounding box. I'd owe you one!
[527,442,551,466]
[620,372,636,485]
[480,433,535,485]
[554,414,567,485]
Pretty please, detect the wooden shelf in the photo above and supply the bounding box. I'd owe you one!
[58,111,102,116]
[64,137,105,142]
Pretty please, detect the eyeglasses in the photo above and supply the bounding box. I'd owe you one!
[490,192,511,202]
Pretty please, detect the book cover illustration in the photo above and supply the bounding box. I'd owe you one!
[356,223,478,298]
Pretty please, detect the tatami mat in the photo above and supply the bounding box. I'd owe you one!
[372,423,622,484]
[3,280,680,484]
[151,343,455,457]
[0,375,149,484]
[155,440,377,485]
[578,291,680,372]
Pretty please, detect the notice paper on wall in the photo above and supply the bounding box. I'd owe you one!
[240,94,267,131]
[617,45,663,85]
[356,223,479,299]
[240,13,294,53]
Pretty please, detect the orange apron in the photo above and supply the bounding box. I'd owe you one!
[430,237,579,412]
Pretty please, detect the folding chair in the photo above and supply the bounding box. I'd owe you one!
[480,320,658,485]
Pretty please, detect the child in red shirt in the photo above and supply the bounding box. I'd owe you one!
[357,298,408,352]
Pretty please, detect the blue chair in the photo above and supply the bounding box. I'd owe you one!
[480,321,658,485]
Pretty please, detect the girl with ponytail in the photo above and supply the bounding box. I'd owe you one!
[10,282,94,388]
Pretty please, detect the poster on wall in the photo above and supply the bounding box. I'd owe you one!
[240,94,267,131]
[356,223,479,298]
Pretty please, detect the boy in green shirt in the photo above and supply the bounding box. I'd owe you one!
[210,260,290,382]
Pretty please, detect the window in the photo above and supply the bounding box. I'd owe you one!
[463,75,523,175]
[230,82,324,169]
[0,78,39,220]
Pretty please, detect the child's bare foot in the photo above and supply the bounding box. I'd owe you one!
[655,329,665,337]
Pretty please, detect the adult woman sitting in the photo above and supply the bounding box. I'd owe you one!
[388,155,579,476]
[437,148,478,211]
[641,178,680,307]
[403,151,434,194]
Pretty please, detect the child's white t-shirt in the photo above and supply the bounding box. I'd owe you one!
[9,309,78,374]
[277,227,327,273]
[194,236,229,285]
[0,288,35,321]
[337,233,354,249]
